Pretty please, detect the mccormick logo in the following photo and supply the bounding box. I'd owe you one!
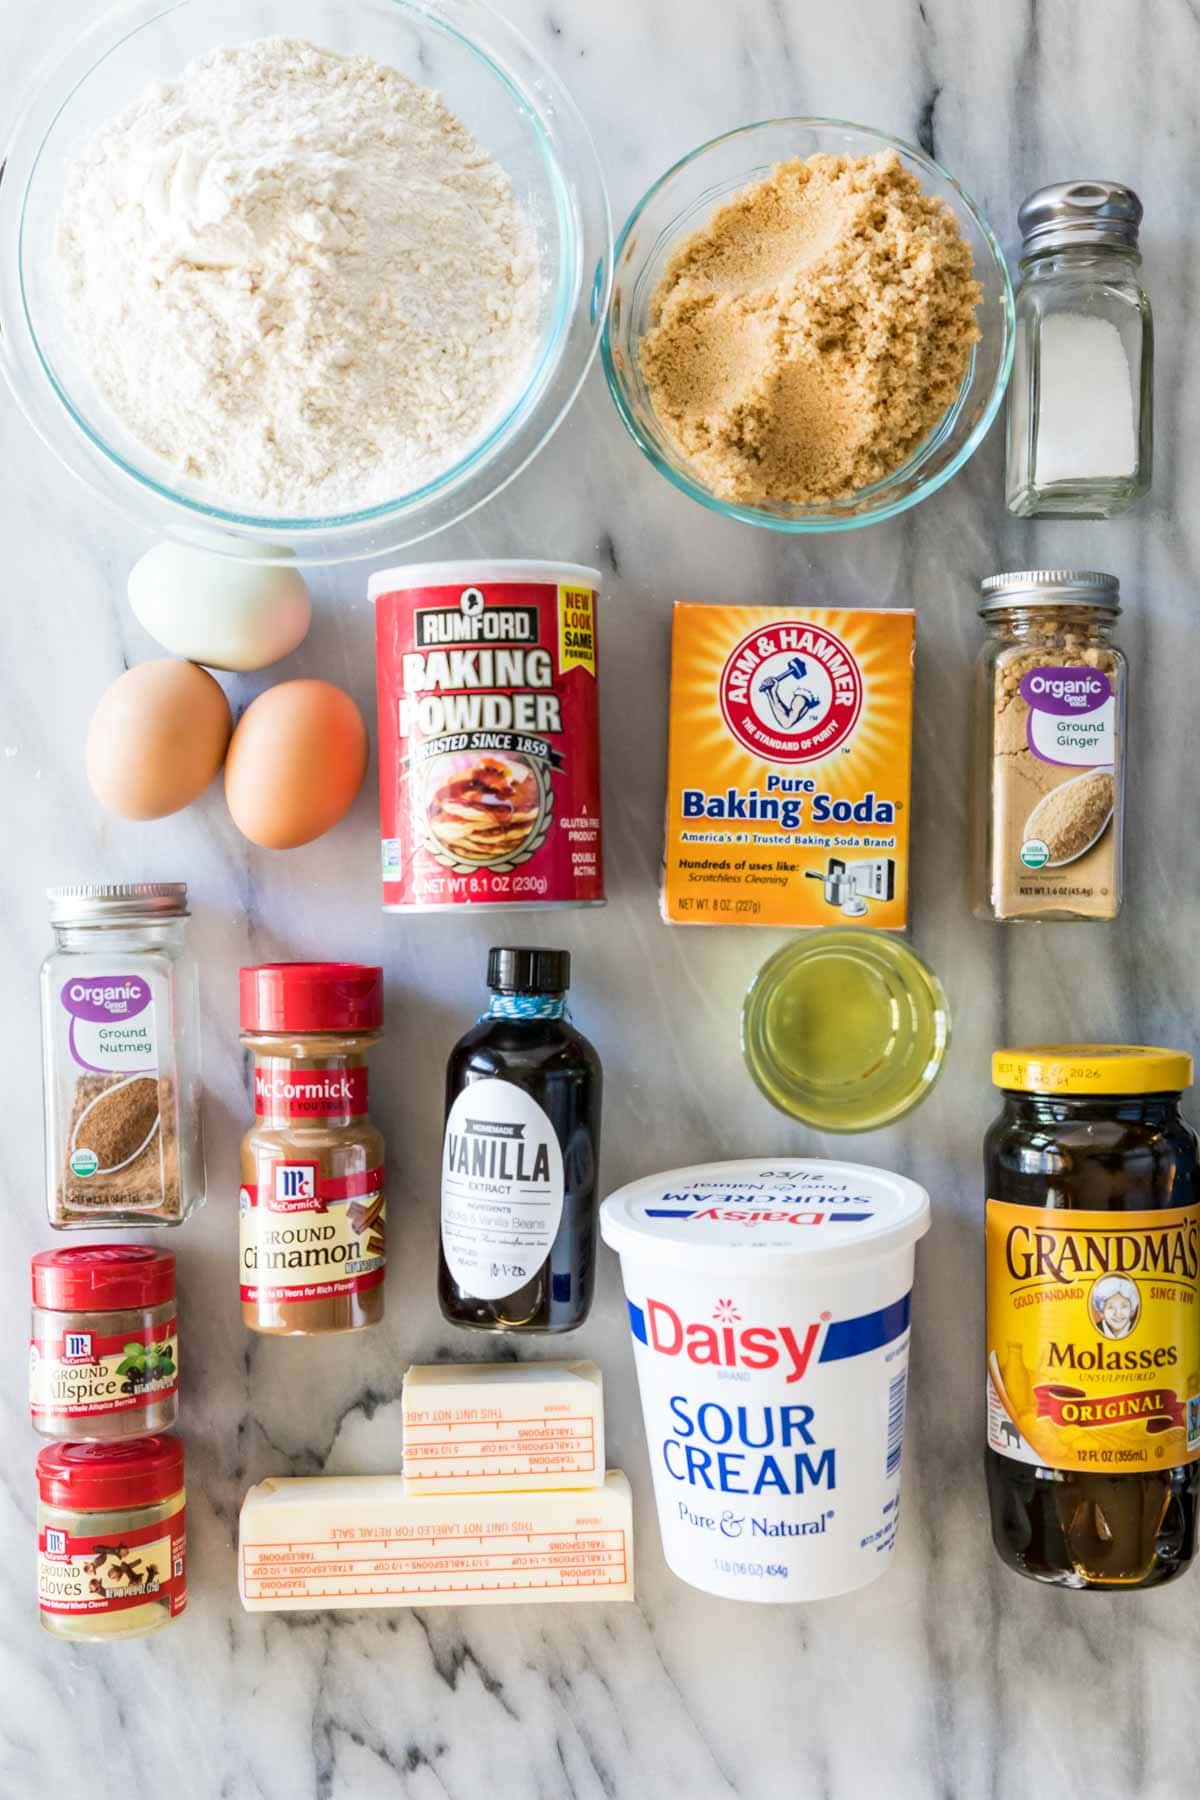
[269,1163,320,1213]
[62,1333,94,1362]
[719,621,863,764]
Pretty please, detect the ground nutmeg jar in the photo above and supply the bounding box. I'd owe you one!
[239,963,386,1336]
[37,1435,187,1641]
[31,1244,178,1440]
[40,882,206,1226]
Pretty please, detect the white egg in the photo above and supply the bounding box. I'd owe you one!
[127,542,312,672]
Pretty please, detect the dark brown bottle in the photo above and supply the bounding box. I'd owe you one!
[438,947,602,1333]
[985,1045,1200,1590]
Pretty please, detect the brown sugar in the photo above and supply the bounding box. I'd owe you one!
[640,152,982,505]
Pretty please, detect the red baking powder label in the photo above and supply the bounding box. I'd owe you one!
[253,1065,369,1118]
[239,1161,385,1305]
[374,574,604,910]
[38,1506,186,1617]
[30,1316,178,1419]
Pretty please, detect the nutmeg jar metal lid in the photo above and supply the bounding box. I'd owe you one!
[31,1244,176,1312]
[37,1435,184,1510]
[47,882,189,924]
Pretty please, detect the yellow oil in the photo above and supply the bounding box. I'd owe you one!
[742,931,949,1131]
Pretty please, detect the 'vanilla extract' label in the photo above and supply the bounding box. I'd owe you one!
[440,1078,564,1301]
[986,1199,1200,1472]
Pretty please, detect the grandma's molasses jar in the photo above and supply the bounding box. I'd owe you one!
[440,948,602,1333]
[985,1045,1200,1589]
[239,964,385,1337]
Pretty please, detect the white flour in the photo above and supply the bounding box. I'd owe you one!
[55,37,542,515]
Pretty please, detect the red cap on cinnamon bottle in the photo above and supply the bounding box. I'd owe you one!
[240,963,384,1032]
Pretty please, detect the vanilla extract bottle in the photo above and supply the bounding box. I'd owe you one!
[439,948,602,1333]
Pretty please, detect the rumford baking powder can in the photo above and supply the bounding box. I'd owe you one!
[369,561,604,912]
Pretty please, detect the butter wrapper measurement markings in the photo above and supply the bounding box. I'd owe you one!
[370,560,604,914]
[402,1361,605,1494]
[239,1473,634,1611]
[661,605,915,928]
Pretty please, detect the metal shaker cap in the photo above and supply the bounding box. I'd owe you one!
[1018,180,1142,256]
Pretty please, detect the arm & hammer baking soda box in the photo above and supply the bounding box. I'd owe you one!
[661,604,915,928]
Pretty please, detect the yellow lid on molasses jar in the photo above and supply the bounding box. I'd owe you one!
[992,1044,1193,1095]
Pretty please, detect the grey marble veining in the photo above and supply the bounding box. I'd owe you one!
[1,2,1197,1796]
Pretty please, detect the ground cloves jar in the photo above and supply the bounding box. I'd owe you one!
[37,1435,187,1641]
[31,1244,178,1439]
[240,963,386,1336]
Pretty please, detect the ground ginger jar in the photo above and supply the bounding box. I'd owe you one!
[985,1046,1200,1590]
[37,1435,187,1641]
[973,571,1126,921]
[30,1245,178,1440]
[239,963,386,1336]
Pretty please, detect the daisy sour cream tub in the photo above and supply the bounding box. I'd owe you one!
[600,1159,930,1602]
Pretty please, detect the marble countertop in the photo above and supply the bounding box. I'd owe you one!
[2,2,1196,1796]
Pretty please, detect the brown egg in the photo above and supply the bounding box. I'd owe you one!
[224,679,369,850]
[86,660,232,820]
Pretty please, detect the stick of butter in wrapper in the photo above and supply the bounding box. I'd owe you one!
[239,1471,634,1611]
[402,1361,604,1494]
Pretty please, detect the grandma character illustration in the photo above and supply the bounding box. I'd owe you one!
[759,658,821,732]
[1089,1274,1140,1340]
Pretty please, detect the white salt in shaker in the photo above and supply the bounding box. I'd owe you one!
[1006,181,1152,518]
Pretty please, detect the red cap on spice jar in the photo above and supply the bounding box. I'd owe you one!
[32,1244,176,1312]
[240,963,384,1033]
[37,1435,185,1510]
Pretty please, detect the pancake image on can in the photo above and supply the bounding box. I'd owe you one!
[424,750,547,870]
[370,560,604,913]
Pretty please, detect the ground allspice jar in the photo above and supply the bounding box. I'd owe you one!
[973,571,1126,921]
[31,1245,178,1440]
[985,1045,1200,1590]
[37,1435,187,1641]
[240,963,386,1336]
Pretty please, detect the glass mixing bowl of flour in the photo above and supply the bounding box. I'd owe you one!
[0,0,610,564]
[603,119,1013,533]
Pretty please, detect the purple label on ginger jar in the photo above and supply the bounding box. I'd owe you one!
[1019,667,1112,715]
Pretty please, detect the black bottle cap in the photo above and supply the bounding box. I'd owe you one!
[487,947,571,995]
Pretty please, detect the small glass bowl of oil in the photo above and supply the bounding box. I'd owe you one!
[742,930,950,1131]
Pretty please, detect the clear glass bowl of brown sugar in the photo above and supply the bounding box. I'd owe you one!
[603,118,1014,532]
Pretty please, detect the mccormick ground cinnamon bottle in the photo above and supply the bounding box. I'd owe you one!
[239,964,385,1336]
[439,948,601,1333]
[985,1045,1200,1588]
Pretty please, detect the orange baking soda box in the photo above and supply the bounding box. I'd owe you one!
[661,604,915,927]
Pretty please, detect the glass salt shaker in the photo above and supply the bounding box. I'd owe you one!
[40,884,206,1228]
[1006,181,1152,517]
